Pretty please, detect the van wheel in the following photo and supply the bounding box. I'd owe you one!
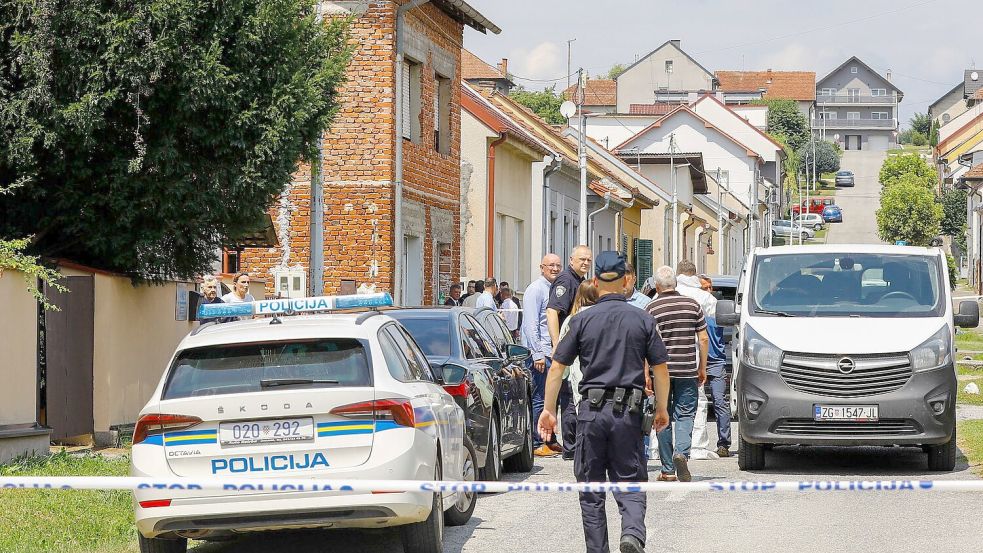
[401,460,444,553]
[927,426,957,471]
[479,415,501,481]
[444,436,477,526]
[504,393,534,473]
[800,232,809,240]
[738,433,765,471]
[138,535,187,553]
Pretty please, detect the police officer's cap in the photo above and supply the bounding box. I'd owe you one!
[594,251,627,282]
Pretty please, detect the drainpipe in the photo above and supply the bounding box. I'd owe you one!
[682,214,697,262]
[487,132,508,275]
[542,154,563,257]
[587,192,612,252]
[394,0,430,305]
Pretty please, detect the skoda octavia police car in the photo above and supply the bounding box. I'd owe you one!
[131,294,474,553]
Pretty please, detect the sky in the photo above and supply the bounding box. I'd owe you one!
[464,0,979,128]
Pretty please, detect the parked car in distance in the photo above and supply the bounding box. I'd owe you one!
[791,196,835,216]
[794,213,825,231]
[823,205,843,223]
[386,307,534,482]
[835,170,855,187]
[772,220,815,241]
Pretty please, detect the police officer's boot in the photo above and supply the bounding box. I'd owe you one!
[620,534,644,553]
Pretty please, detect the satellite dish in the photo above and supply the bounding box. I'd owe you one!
[560,101,577,119]
[972,71,980,81]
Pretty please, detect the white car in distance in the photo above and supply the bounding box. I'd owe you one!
[794,213,826,231]
[131,294,474,553]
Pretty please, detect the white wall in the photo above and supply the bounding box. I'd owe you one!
[616,42,714,112]
[546,167,583,257]
[460,111,497,280]
[730,106,768,129]
[692,97,782,163]
[940,103,983,145]
[581,115,660,152]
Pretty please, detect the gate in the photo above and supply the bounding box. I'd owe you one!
[42,276,94,440]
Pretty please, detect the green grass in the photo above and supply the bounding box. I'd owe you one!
[958,419,983,476]
[0,450,137,553]
[887,144,932,156]
[957,377,983,406]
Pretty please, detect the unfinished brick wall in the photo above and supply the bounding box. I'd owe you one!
[241,0,462,304]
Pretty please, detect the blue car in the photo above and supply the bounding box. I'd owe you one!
[822,205,843,223]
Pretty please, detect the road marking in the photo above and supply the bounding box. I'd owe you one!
[664,490,691,502]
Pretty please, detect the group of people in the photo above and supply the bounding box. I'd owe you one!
[197,272,256,322]
[516,245,731,553]
[444,277,522,340]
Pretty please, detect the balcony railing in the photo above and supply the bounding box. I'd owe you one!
[817,94,898,105]
[811,118,896,129]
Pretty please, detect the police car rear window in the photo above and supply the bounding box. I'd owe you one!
[162,339,371,399]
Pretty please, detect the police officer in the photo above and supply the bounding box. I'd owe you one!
[547,244,592,458]
[539,251,671,553]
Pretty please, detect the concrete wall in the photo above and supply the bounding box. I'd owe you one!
[930,86,968,126]
[692,97,782,163]
[460,111,496,280]
[817,62,900,97]
[493,142,537,290]
[730,106,768,129]
[546,167,583,258]
[616,42,714,112]
[91,274,196,442]
[0,270,39,428]
[582,115,660,151]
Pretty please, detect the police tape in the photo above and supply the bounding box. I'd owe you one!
[3,476,983,494]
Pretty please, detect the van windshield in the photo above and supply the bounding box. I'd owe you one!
[750,253,944,317]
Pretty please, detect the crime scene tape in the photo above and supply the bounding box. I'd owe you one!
[2,476,983,494]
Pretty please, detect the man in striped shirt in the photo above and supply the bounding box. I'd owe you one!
[645,265,709,482]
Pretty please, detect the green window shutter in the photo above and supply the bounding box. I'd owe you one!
[633,238,653,291]
[620,233,628,256]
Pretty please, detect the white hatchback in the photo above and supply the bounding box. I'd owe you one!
[131,298,473,553]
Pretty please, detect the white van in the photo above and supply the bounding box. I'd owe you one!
[715,244,979,471]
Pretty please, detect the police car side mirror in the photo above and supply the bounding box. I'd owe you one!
[504,344,531,363]
[441,363,469,386]
[955,301,980,329]
[716,300,739,327]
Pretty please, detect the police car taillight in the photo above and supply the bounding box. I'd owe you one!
[133,414,203,444]
[330,399,415,428]
[443,382,469,398]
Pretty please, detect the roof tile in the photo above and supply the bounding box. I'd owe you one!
[714,70,816,101]
[628,103,678,115]
[965,163,983,180]
[462,49,508,81]
[562,79,616,106]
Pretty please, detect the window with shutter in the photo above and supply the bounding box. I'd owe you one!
[401,61,411,140]
[633,238,653,291]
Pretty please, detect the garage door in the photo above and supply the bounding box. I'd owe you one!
[867,134,890,151]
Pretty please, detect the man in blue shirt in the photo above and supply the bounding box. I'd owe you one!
[522,253,563,456]
[623,262,651,309]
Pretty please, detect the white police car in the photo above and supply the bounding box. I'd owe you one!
[131,293,475,553]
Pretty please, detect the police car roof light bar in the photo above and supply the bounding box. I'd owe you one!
[197,292,394,320]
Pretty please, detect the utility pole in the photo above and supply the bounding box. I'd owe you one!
[717,167,725,275]
[670,134,679,267]
[577,68,588,247]
[567,39,576,90]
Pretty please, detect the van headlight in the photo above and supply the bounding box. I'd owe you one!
[910,326,951,371]
[743,325,782,372]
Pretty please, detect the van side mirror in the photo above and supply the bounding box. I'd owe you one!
[504,343,531,363]
[441,363,469,386]
[715,300,739,326]
[955,301,980,329]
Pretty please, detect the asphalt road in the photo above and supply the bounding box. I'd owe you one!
[826,150,887,245]
[189,406,981,553]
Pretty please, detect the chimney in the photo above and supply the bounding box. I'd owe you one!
[670,39,681,49]
[497,58,508,77]
[886,69,892,82]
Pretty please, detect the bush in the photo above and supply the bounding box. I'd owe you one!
[876,182,942,246]
[910,130,929,146]
[880,153,936,188]
[947,254,958,289]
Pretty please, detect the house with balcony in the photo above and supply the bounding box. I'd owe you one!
[815,56,903,151]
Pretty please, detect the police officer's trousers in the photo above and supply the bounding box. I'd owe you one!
[574,399,647,552]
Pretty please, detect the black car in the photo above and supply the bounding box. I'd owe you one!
[386,307,534,481]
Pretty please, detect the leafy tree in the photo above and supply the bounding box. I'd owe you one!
[1,238,66,309]
[898,128,913,144]
[0,0,353,280]
[941,187,968,253]
[753,98,810,150]
[879,153,937,188]
[510,85,566,125]
[876,182,942,246]
[607,64,627,80]
[797,139,840,175]
[910,112,932,136]
[929,121,940,147]
[909,131,928,146]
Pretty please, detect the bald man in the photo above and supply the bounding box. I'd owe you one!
[523,253,564,455]
[546,245,593,459]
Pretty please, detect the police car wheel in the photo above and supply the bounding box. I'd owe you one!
[138,535,187,553]
[479,415,501,482]
[503,394,534,473]
[738,433,765,471]
[927,425,957,471]
[445,436,478,526]
[401,460,444,553]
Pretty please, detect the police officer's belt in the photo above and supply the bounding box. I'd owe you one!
[585,387,645,411]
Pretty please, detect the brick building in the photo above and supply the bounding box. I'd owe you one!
[239,1,499,305]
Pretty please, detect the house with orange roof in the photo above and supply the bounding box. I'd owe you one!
[562,79,617,114]
[714,69,816,117]
[462,48,514,94]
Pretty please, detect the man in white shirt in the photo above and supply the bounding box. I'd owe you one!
[499,288,520,339]
[475,277,498,310]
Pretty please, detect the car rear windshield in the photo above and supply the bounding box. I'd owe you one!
[162,339,371,399]
[750,253,943,318]
[391,317,451,358]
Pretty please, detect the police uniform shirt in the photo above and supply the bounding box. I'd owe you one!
[552,294,669,393]
[546,265,584,328]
